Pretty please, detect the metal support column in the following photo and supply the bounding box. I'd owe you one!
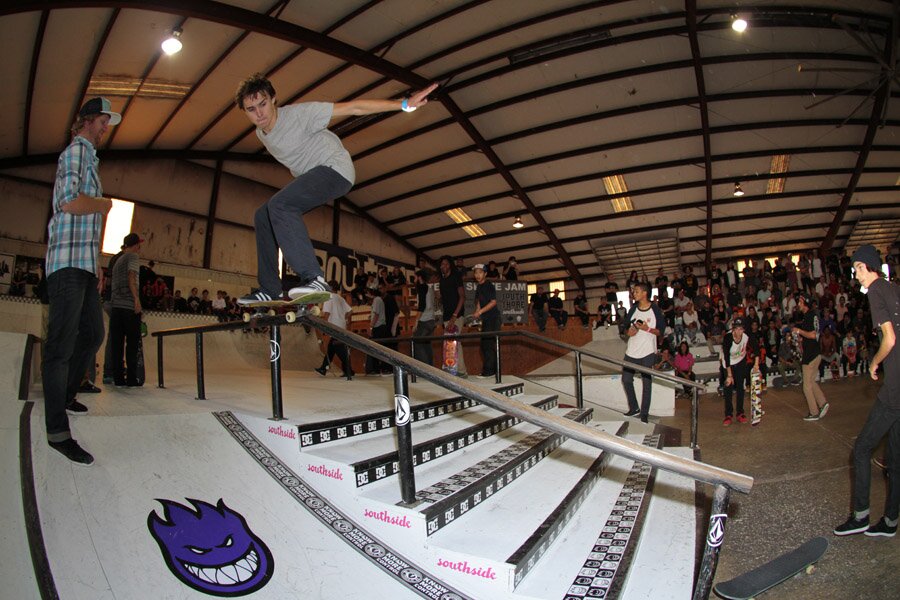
[409,341,417,383]
[494,335,502,384]
[195,332,205,400]
[691,386,700,449]
[156,336,165,389]
[393,365,417,504]
[575,352,584,409]
[269,324,284,421]
[692,484,731,600]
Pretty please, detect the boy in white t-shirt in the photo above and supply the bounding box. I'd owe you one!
[315,280,354,378]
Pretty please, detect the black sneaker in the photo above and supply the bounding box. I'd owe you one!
[624,408,640,417]
[289,276,329,298]
[78,382,101,393]
[865,517,897,537]
[237,289,275,306]
[802,413,820,421]
[66,400,88,414]
[833,514,869,536]
[49,439,94,465]
[314,366,327,377]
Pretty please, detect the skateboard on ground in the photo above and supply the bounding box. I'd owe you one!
[771,374,800,388]
[242,291,329,323]
[713,536,828,600]
[749,369,763,425]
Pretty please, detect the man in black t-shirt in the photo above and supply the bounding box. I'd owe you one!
[548,289,568,330]
[530,286,549,332]
[792,293,828,420]
[472,264,501,377]
[605,280,619,303]
[835,246,900,538]
[438,256,467,376]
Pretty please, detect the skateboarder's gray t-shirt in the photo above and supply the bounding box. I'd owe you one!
[111,252,139,310]
[257,102,355,185]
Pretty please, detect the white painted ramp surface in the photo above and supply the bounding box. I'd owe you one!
[29,407,424,600]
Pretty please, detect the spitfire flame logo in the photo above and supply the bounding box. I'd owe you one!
[148,498,274,596]
[707,513,727,548]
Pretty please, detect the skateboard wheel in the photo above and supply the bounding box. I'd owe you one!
[267,309,276,317]
[309,305,321,316]
[285,312,297,323]
[242,313,251,323]
[805,565,815,574]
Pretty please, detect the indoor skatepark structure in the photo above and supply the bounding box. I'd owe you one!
[2,298,751,600]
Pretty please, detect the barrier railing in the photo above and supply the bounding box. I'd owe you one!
[152,314,751,600]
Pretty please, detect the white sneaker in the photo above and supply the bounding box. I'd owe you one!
[289,276,330,298]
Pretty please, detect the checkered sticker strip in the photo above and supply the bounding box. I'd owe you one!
[213,412,471,600]
[351,395,559,488]
[418,409,593,536]
[297,384,523,448]
[563,435,661,600]
[508,422,628,588]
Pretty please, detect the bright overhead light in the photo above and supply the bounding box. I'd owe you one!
[445,207,486,238]
[732,16,748,33]
[602,174,634,212]
[162,28,183,55]
[512,215,524,229]
[733,182,745,197]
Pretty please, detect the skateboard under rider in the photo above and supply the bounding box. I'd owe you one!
[242,291,330,323]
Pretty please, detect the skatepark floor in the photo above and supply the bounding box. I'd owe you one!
[658,375,899,600]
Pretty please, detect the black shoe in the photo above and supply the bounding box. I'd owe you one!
[126,381,143,388]
[78,382,101,393]
[66,400,88,414]
[624,408,640,417]
[314,366,327,377]
[49,439,94,465]
[833,514,869,536]
[640,416,649,423]
[865,517,897,537]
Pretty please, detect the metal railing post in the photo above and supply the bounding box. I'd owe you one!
[393,365,417,504]
[409,341,417,383]
[575,352,584,409]
[269,324,284,421]
[195,332,205,400]
[693,484,732,600]
[494,335,502,383]
[691,386,700,449]
[156,335,165,388]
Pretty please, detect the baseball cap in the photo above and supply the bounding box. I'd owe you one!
[731,317,745,329]
[473,263,486,271]
[850,245,882,271]
[121,232,143,248]
[79,97,122,125]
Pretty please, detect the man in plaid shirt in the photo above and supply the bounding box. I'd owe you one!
[42,97,120,465]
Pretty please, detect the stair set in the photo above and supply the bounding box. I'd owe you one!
[235,381,696,599]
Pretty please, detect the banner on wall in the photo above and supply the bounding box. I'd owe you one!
[281,240,416,292]
[463,280,528,324]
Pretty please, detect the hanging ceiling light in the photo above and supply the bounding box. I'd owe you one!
[161,28,183,55]
[512,215,524,229]
[733,182,745,197]
[731,15,748,33]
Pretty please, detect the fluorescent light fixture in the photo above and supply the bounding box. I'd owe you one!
[87,77,191,99]
[732,16,748,32]
[445,207,486,238]
[509,30,611,64]
[513,216,524,229]
[733,182,745,197]
[162,28,183,55]
[766,154,791,194]
[101,198,135,255]
[603,174,634,212]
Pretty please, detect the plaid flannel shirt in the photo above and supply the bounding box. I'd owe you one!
[45,136,103,277]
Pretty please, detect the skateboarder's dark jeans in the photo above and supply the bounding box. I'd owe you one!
[724,361,749,416]
[109,308,141,385]
[852,400,900,520]
[322,338,351,377]
[622,354,657,418]
[42,268,105,443]
[480,313,501,376]
[412,320,435,366]
[254,166,352,296]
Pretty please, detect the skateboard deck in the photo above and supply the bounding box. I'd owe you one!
[749,369,763,425]
[442,324,459,375]
[714,536,828,600]
[771,375,800,388]
[242,292,330,323]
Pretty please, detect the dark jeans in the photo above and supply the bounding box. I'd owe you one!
[480,313,501,376]
[622,354,657,418]
[532,309,547,332]
[852,400,900,520]
[724,361,749,417]
[42,268,105,443]
[109,307,141,385]
[366,324,391,374]
[321,338,352,377]
[550,310,568,328]
[412,319,436,366]
[254,166,352,296]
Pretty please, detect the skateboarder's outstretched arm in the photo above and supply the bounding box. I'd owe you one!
[331,83,438,117]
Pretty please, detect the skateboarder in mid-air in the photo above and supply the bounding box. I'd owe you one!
[234,74,438,306]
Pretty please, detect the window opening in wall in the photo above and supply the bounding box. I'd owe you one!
[101,198,134,255]
[548,280,566,300]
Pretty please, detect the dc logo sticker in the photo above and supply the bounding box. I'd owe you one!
[707,513,727,548]
[269,340,281,363]
[395,394,411,426]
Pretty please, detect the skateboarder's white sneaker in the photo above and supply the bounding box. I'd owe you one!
[289,276,329,298]
[238,289,274,305]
